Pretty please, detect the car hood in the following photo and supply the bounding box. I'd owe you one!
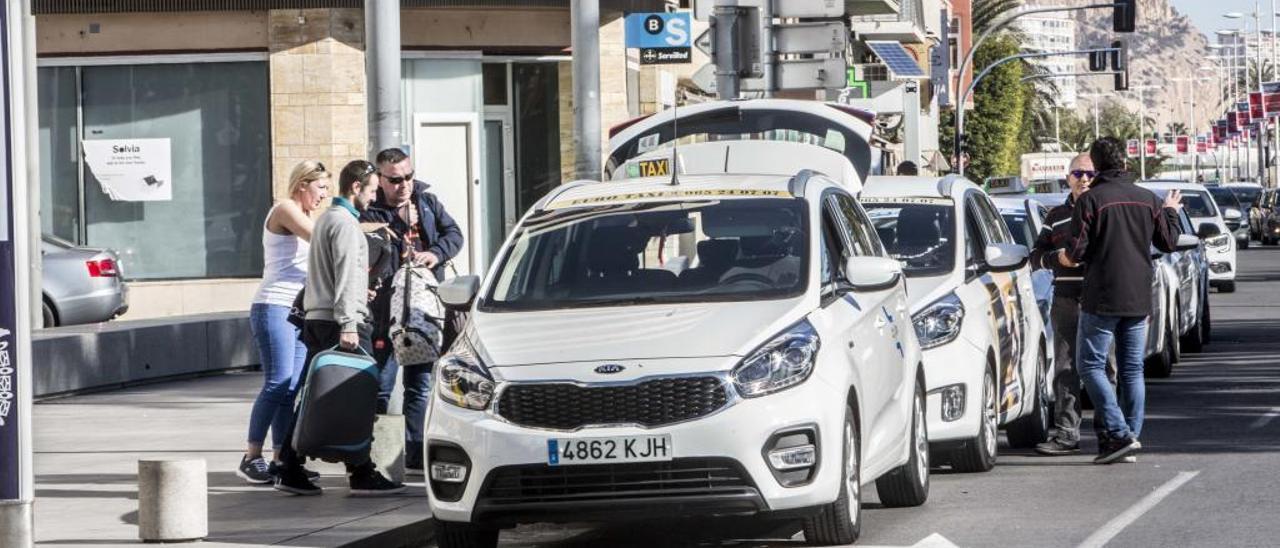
[470,298,809,367]
[903,274,955,313]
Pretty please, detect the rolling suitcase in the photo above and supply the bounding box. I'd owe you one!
[291,346,380,464]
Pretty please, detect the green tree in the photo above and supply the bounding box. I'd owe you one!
[964,34,1028,179]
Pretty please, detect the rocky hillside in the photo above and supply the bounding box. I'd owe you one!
[1024,0,1216,136]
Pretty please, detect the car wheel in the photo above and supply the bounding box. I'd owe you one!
[1218,281,1237,293]
[876,378,929,508]
[950,366,997,473]
[42,301,55,329]
[1007,346,1051,448]
[1181,303,1205,354]
[803,405,861,545]
[1144,319,1175,378]
[435,521,499,548]
[1240,238,1250,250]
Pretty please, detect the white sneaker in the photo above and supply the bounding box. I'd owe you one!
[1120,455,1137,463]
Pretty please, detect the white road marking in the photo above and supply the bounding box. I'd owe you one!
[1077,471,1200,548]
[1249,407,1280,430]
[845,533,959,548]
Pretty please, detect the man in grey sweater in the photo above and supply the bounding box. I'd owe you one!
[274,160,404,496]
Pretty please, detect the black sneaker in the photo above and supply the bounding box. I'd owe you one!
[1094,437,1140,465]
[349,470,406,497]
[236,455,273,484]
[1035,437,1081,456]
[274,466,323,496]
[268,461,322,480]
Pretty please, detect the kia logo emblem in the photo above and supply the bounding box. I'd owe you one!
[594,364,626,375]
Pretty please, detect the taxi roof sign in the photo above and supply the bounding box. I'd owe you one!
[984,176,1030,195]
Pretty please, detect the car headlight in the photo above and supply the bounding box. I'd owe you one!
[912,293,965,350]
[1205,233,1231,249]
[436,338,496,410]
[732,321,820,398]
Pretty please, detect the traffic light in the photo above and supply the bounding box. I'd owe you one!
[1088,50,1108,72]
[1111,40,1129,91]
[1114,0,1137,33]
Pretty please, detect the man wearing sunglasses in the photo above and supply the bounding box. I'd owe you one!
[1030,154,1098,457]
[361,147,464,478]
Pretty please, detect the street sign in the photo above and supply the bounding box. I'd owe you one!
[626,12,692,65]
[747,57,846,90]
[774,0,844,18]
[639,47,692,65]
[694,28,713,56]
[774,22,847,55]
[691,63,718,94]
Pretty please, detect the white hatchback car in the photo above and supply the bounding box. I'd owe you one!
[427,173,929,547]
[1139,181,1237,293]
[861,176,1050,473]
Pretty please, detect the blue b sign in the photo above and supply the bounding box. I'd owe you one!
[625,12,693,65]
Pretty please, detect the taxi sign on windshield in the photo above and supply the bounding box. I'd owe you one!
[626,158,671,178]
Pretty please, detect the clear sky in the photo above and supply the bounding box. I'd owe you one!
[1173,0,1280,39]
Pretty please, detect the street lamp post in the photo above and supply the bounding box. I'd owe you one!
[1128,85,1159,180]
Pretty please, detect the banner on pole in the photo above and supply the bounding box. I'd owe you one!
[1126,139,1139,157]
[1176,135,1189,154]
[1145,139,1157,155]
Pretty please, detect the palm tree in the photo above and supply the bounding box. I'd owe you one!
[973,0,1024,34]
[1167,122,1189,136]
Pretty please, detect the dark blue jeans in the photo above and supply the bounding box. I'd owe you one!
[1077,312,1148,441]
[247,303,307,449]
[377,355,432,464]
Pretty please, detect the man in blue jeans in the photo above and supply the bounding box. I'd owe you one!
[1060,137,1183,464]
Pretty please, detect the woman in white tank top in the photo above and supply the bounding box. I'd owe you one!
[237,161,330,484]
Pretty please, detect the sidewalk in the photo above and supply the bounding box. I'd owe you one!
[33,372,433,547]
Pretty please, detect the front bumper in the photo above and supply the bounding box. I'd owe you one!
[426,373,846,525]
[1206,244,1236,281]
[921,338,985,444]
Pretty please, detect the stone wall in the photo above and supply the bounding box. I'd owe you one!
[268,8,368,201]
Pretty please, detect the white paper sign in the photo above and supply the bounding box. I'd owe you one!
[82,138,172,201]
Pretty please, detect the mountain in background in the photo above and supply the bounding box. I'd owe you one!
[1024,0,1216,137]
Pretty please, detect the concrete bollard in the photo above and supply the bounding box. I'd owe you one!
[137,459,207,542]
[372,414,406,484]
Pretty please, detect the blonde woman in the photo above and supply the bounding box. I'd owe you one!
[237,161,330,483]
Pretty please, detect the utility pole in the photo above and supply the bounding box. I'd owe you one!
[571,0,602,180]
[365,0,402,154]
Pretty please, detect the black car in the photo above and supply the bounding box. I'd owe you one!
[1207,186,1251,249]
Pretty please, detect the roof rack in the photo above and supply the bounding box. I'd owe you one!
[532,180,597,212]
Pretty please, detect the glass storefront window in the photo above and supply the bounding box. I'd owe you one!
[37,61,271,280]
[37,67,79,243]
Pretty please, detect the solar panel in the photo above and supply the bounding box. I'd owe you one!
[866,41,928,79]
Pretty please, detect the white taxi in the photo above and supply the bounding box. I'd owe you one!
[426,173,928,547]
[861,176,1050,473]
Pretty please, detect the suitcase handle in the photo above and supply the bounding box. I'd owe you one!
[327,343,374,359]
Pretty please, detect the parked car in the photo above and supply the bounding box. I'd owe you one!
[1258,188,1280,245]
[1219,182,1266,241]
[862,175,1050,473]
[1207,185,1250,249]
[42,235,129,327]
[992,195,1053,327]
[1139,181,1237,293]
[426,173,929,547]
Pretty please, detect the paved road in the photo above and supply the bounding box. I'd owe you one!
[440,245,1280,548]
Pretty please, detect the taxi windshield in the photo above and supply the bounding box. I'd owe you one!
[480,198,809,312]
[863,201,956,278]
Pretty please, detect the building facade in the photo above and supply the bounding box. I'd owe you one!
[1015,9,1077,109]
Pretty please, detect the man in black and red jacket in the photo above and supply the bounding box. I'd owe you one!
[1061,137,1183,464]
[1030,154,1098,457]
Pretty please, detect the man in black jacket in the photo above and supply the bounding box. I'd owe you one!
[1031,154,1097,456]
[360,147,465,477]
[1063,137,1182,464]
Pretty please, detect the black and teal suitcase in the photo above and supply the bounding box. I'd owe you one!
[291,347,380,463]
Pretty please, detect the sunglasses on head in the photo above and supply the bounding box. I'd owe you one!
[1070,170,1097,179]
[381,171,414,185]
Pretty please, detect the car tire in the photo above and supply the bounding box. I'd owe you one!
[803,406,861,546]
[949,366,997,473]
[876,378,929,508]
[435,521,499,548]
[1144,320,1175,378]
[1181,303,1205,354]
[1240,238,1250,250]
[1218,281,1236,293]
[42,301,55,329]
[1006,346,1051,448]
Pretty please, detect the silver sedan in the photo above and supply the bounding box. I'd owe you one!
[42,235,129,328]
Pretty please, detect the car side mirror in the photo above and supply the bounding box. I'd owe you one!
[1175,234,1199,251]
[1196,222,1222,240]
[439,275,482,309]
[845,256,902,291]
[984,243,1029,272]
[1223,208,1243,221]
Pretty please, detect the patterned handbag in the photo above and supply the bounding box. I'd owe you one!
[389,264,445,368]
